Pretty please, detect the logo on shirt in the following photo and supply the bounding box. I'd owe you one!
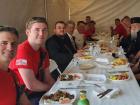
[16,59,27,65]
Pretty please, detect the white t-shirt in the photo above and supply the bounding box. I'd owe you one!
[73,29,84,49]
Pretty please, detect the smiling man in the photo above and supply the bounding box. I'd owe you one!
[9,17,55,105]
[0,26,31,105]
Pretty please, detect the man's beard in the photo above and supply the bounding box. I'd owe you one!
[131,30,138,40]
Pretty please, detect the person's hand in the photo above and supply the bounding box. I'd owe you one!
[135,51,140,58]
[74,52,83,58]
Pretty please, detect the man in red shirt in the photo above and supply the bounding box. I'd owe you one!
[113,18,128,38]
[9,17,55,105]
[0,26,31,105]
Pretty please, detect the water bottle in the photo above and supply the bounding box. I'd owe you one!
[77,90,90,105]
[89,43,93,56]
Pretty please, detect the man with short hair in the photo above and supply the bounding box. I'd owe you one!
[73,21,85,49]
[9,17,55,105]
[0,26,31,105]
[46,21,73,73]
[65,20,77,54]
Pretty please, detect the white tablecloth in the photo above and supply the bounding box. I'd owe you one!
[40,57,140,105]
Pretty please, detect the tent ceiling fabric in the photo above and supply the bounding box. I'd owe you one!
[1,0,140,41]
[65,0,140,31]
[0,0,46,42]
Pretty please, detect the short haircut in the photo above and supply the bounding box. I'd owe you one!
[121,16,130,21]
[26,17,48,29]
[115,18,120,21]
[86,16,91,18]
[54,21,66,28]
[0,26,19,37]
[77,21,85,26]
[66,20,75,27]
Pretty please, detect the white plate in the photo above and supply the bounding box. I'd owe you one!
[79,63,96,70]
[84,74,106,84]
[59,73,84,88]
[40,90,76,105]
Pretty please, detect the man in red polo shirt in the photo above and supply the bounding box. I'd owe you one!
[9,17,55,105]
[0,26,31,105]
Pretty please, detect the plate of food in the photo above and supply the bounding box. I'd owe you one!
[108,71,130,81]
[111,58,129,68]
[40,90,76,105]
[79,63,96,70]
[84,74,107,84]
[78,55,94,62]
[59,73,84,87]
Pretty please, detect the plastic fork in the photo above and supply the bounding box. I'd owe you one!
[97,89,113,98]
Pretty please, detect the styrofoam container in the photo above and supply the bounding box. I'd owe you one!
[59,73,84,88]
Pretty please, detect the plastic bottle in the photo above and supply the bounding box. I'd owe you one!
[77,90,90,105]
[89,43,93,56]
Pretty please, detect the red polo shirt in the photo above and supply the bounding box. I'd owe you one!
[0,70,17,105]
[9,40,49,85]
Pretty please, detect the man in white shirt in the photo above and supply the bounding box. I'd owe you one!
[73,21,85,49]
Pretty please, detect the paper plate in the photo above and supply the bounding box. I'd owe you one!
[59,73,84,88]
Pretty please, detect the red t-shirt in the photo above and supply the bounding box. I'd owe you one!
[0,70,17,105]
[114,23,128,38]
[9,40,50,85]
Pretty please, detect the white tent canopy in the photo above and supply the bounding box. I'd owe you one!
[0,0,140,42]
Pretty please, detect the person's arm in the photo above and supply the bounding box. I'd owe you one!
[18,68,52,92]
[43,67,55,86]
[132,61,140,74]
[19,93,32,105]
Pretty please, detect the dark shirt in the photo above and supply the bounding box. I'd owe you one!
[126,31,140,57]
[45,35,73,72]
[64,33,77,54]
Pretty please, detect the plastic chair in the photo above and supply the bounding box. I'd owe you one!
[49,59,61,75]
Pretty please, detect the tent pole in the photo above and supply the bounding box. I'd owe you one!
[44,0,47,20]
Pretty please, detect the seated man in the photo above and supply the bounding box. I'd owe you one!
[0,26,31,105]
[65,20,77,54]
[9,17,55,105]
[127,17,140,59]
[46,21,80,74]
[73,21,85,49]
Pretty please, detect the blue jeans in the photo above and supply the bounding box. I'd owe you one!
[30,96,41,105]
[28,92,45,105]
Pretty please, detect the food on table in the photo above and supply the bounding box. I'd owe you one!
[112,58,127,66]
[80,55,93,60]
[60,74,81,81]
[109,72,129,80]
[43,90,75,104]
[79,63,96,70]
